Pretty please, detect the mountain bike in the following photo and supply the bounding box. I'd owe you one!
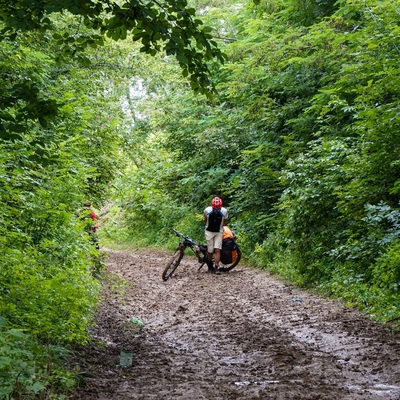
[162,228,241,281]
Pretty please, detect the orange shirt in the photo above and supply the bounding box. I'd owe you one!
[222,226,234,240]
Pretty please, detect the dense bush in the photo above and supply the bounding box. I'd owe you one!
[107,0,400,324]
[0,1,224,394]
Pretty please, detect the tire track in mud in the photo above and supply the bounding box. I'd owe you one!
[70,249,400,400]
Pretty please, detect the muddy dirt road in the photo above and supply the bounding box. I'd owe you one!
[70,249,400,400]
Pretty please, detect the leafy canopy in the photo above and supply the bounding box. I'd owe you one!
[0,0,225,95]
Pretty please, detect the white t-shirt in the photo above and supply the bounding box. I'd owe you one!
[204,206,228,233]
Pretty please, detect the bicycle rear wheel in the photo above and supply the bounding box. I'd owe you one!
[162,247,184,281]
[219,246,242,272]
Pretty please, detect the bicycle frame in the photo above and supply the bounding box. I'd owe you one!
[162,228,242,281]
[161,229,207,281]
[173,228,208,267]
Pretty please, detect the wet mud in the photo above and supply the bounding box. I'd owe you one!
[70,249,400,400]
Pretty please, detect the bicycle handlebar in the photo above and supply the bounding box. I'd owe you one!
[172,228,186,239]
[171,228,200,247]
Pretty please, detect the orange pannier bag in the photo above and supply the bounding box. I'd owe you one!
[221,226,237,264]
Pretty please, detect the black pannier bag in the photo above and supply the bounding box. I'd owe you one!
[220,237,237,264]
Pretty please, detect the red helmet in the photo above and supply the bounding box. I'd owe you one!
[211,197,223,208]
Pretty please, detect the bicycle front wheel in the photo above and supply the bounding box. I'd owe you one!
[162,247,184,281]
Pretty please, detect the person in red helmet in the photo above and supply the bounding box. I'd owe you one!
[203,197,228,273]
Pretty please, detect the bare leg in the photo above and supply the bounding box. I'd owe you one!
[214,249,221,267]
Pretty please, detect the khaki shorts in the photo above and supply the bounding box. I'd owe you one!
[205,230,223,253]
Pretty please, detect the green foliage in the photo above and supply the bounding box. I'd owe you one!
[0,318,75,399]
[107,0,400,325]
[110,154,206,247]
[0,0,225,96]
[0,10,139,399]
[319,240,400,323]
[0,320,74,399]
[0,126,101,345]
[0,39,57,138]
[0,245,99,342]
[285,0,340,26]
[0,0,230,398]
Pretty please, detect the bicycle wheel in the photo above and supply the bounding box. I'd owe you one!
[219,245,242,272]
[162,247,184,281]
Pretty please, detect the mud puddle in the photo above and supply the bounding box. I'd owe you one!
[70,249,400,400]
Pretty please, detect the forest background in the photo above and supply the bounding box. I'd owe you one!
[1,0,399,398]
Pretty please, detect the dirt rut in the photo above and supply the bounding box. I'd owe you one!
[70,249,400,400]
